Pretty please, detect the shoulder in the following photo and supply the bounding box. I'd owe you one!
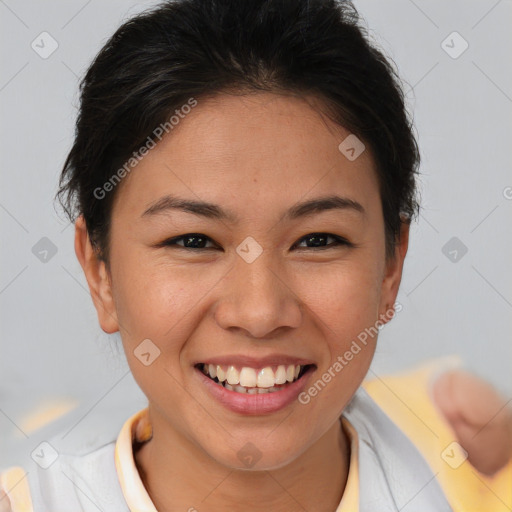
[0,440,122,512]
[344,384,453,510]
[0,405,139,512]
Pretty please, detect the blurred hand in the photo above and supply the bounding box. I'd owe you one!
[433,369,512,476]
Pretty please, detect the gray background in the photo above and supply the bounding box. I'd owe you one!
[1,0,511,470]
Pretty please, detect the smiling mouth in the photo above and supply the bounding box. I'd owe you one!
[195,363,315,394]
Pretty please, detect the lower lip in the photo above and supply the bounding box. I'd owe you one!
[194,365,315,415]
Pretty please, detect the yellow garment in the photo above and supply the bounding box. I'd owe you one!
[337,418,359,511]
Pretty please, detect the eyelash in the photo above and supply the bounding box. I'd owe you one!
[158,233,353,251]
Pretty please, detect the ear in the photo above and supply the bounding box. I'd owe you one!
[378,221,410,322]
[74,215,119,334]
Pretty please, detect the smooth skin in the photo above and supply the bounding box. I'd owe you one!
[74,91,510,511]
[75,91,404,512]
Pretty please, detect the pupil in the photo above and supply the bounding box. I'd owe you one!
[306,234,327,247]
[185,235,206,248]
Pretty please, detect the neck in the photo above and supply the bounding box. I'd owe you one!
[134,407,351,512]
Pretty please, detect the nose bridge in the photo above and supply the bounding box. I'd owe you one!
[215,245,302,338]
[234,234,280,297]
[240,250,280,300]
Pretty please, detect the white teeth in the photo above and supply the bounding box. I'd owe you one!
[226,365,239,385]
[275,365,287,385]
[202,362,308,393]
[239,367,257,387]
[216,365,226,382]
[257,367,275,388]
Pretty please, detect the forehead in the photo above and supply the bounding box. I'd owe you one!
[111,91,380,222]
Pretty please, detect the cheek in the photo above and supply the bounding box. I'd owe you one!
[293,263,381,416]
[113,243,384,340]
[114,268,193,337]
[295,256,383,323]
[294,258,382,373]
[110,259,199,396]
[109,251,232,377]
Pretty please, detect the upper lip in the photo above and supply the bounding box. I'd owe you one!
[194,355,316,369]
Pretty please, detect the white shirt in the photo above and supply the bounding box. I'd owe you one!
[0,387,452,512]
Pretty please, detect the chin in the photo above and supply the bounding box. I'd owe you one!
[207,437,306,473]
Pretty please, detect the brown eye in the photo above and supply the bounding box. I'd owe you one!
[293,233,352,250]
[160,233,218,250]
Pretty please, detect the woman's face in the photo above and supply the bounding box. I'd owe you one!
[77,92,408,470]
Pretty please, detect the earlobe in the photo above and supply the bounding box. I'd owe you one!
[74,215,119,334]
[378,222,410,322]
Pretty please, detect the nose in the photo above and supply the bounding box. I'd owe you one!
[214,251,303,339]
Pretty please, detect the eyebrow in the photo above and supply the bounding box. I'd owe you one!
[141,194,365,222]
